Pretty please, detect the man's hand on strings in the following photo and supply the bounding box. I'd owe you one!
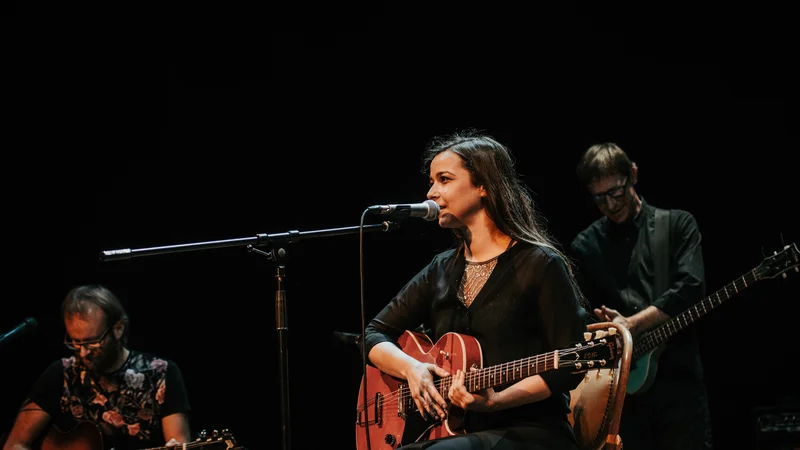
[594,305,634,331]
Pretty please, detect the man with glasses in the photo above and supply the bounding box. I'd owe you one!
[1,284,192,450]
[567,143,713,450]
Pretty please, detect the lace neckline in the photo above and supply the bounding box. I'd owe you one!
[465,254,500,265]
[464,239,516,265]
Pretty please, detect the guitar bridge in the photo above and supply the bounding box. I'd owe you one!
[356,392,383,427]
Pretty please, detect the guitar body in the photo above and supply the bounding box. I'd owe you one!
[41,421,104,450]
[355,327,620,450]
[355,330,483,450]
[626,345,663,395]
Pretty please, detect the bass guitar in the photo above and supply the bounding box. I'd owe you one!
[628,242,799,395]
[355,327,620,450]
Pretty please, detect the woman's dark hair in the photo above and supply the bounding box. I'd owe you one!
[422,129,590,313]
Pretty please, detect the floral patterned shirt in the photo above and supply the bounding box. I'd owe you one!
[26,350,190,450]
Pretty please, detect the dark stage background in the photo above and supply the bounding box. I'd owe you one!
[3,5,797,450]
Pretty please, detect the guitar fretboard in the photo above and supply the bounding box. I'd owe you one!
[458,351,558,394]
[398,350,560,409]
[384,332,614,414]
[633,268,759,358]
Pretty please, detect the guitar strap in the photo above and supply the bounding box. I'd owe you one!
[652,207,671,297]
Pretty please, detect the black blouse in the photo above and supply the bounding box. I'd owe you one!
[363,241,589,431]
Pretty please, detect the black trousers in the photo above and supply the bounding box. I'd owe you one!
[393,425,579,450]
[620,377,714,450]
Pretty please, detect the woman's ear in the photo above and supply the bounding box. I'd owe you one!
[631,162,638,185]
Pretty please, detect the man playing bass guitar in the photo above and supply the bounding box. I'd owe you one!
[569,143,713,450]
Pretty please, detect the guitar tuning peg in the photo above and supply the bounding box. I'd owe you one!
[594,330,607,338]
[198,430,207,439]
[583,332,592,341]
[607,327,617,335]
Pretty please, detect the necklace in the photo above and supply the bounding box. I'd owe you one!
[457,255,499,307]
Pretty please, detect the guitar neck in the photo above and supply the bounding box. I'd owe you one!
[442,350,558,398]
[143,442,239,450]
[40,420,241,450]
[150,441,244,450]
[633,268,759,358]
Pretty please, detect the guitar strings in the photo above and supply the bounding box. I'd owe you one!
[634,269,761,358]
[357,340,607,415]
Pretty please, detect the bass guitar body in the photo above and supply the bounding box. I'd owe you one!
[626,345,663,395]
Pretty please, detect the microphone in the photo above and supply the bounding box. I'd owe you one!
[0,317,38,350]
[367,200,439,221]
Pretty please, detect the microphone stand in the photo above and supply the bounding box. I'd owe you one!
[99,221,401,450]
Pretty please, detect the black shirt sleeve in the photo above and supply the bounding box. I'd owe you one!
[362,253,443,361]
[160,361,190,417]
[26,359,64,418]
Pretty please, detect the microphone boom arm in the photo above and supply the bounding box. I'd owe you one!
[98,221,399,261]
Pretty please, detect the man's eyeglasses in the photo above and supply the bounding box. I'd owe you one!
[592,177,628,204]
[64,325,112,351]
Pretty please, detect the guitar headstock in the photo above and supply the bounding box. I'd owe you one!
[558,327,619,372]
[193,429,241,449]
[756,243,799,280]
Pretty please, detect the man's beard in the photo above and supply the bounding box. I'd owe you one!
[85,339,123,374]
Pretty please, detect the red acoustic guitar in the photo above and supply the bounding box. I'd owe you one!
[31,421,244,450]
[355,328,619,450]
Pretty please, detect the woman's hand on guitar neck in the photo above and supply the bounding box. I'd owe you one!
[448,368,498,412]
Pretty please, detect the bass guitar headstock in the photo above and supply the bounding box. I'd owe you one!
[757,242,799,280]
